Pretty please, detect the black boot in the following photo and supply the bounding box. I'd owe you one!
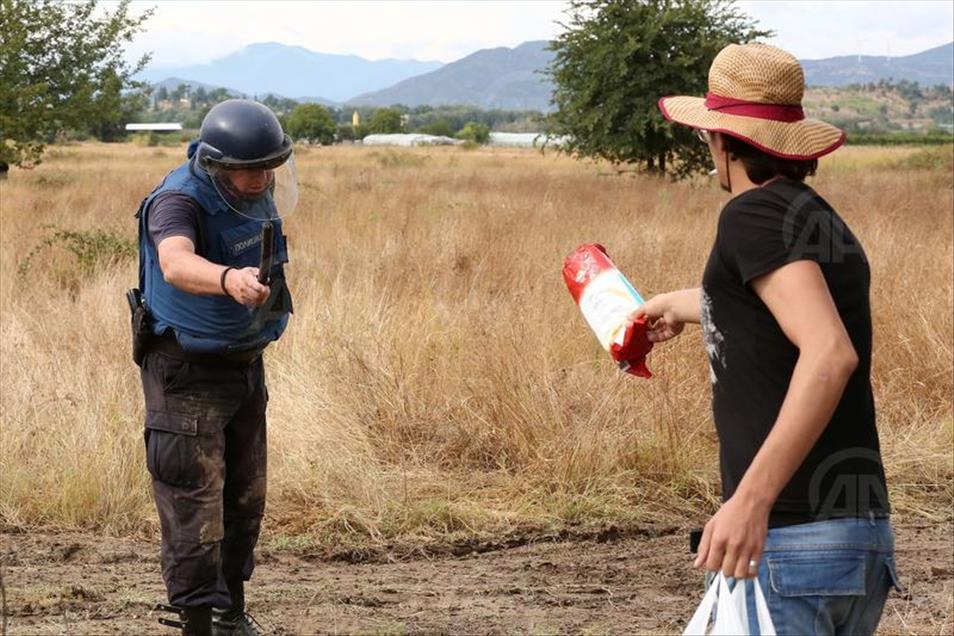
[226,578,246,617]
[183,607,213,636]
[212,609,264,636]
[156,604,212,636]
[213,580,264,635]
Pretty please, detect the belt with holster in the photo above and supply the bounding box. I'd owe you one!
[127,288,265,369]
[147,331,264,368]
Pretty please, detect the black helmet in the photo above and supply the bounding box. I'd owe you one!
[196,99,293,171]
[194,100,299,220]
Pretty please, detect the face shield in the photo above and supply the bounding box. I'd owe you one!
[196,137,299,221]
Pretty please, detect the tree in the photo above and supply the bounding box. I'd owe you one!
[185,106,211,131]
[417,119,456,137]
[547,0,770,177]
[0,0,152,168]
[367,107,404,134]
[85,69,151,142]
[209,88,231,103]
[285,103,337,144]
[261,93,299,116]
[455,121,491,144]
[336,123,356,141]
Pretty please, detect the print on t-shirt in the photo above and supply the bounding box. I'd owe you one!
[700,288,725,384]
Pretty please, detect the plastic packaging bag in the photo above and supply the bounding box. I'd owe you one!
[683,572,776,636]
[562,243,653,377]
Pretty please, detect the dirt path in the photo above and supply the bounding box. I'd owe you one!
[2,521,950,635]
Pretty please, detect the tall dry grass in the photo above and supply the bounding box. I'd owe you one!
[1,143,951,549]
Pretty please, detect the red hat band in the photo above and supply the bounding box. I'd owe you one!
[704,93,805,123]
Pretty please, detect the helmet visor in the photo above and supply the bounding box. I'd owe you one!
[206,153,299,221]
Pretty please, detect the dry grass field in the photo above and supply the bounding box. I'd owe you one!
[0,142,951,634]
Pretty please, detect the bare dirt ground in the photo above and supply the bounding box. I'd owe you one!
[2,520,951,635]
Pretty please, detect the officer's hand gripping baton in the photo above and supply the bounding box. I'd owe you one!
[257,221,273,286]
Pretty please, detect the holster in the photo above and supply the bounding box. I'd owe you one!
[126,288,153,367]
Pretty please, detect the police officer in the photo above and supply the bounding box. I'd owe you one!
[134,100,296,636]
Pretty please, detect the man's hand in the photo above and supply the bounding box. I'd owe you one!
[224,267,270,308]
[694,492,770,579]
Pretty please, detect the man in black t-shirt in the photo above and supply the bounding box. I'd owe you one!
[638,44,900,635]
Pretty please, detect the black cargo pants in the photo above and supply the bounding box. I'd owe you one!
[140,350,268,609]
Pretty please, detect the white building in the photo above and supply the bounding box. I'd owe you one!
[125,123,184,132]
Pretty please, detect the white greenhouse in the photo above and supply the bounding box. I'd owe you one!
[360,134,460,147]
[488,132,569,148]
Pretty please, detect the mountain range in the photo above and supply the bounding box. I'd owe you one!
[349,41,554,110]
[139,42,442,103]
[801,42,954,88]
[143,40,954,111]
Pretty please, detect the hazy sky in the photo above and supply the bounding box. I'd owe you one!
[122,0,954,69]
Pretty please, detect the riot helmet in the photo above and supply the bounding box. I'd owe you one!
[194,99,298,220]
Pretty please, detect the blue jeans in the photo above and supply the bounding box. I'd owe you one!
[739,516,902,635]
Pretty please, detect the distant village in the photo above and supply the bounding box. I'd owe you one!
[131,81,564,147]
[130,76,953,149]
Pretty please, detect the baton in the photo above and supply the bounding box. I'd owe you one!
[257,221,273,285]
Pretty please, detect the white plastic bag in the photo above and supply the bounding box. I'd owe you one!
[683,572,776,636]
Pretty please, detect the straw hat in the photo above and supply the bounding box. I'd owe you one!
[658,43,845,160]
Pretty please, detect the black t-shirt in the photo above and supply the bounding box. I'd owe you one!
[147,192,203,254]
[701,177,890,526]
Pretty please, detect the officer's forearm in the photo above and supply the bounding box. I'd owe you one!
[159,240,229,297]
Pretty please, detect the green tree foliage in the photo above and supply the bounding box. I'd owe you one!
[346,104,541,133]
[142,85,239,128]
[285,103,337,144]
[455,121,491,144]
[260,93,299,116]
[845,131,953,146]
[336,123,357,141]
[417,119,456,137]
[86,69,151,142]
[547,0,770,177]
[367,107,405,134]
[0,0,152,168]
[812,80,953,134]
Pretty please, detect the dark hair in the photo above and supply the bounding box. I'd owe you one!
[723,134,817,184]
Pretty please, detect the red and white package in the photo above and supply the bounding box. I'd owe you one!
[563,243,653,378]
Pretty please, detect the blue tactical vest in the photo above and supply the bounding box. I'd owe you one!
[136,143,292,354]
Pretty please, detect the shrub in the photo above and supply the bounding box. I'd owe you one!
[336,123,356,142]
[373,150,428,168]
[846,131,953,146]
[455,122,490,144]
[892,146,954,171]
[286,104,337,145]
[19,225,136,280]
[417,120,455,138]
[367,108,404,135]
